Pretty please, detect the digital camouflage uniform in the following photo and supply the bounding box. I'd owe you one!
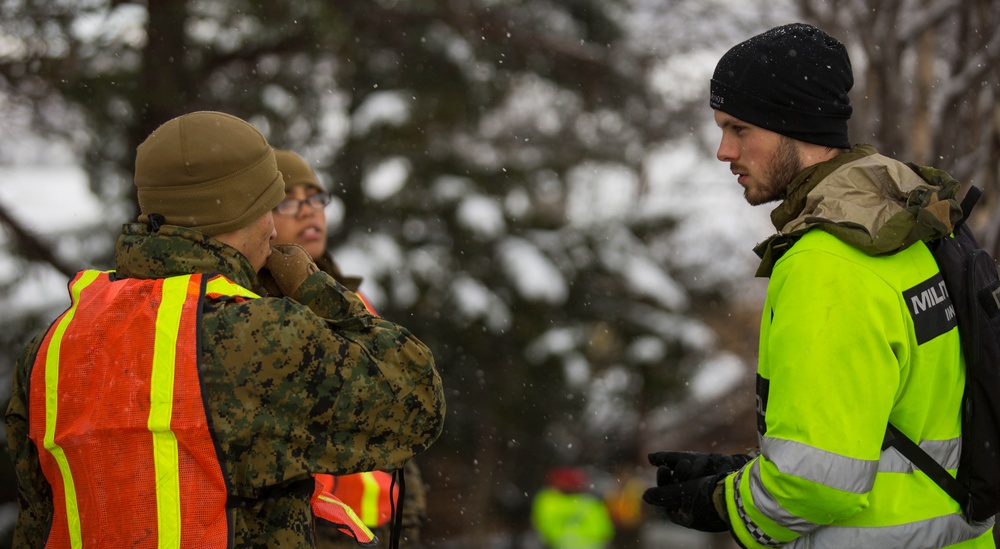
[5,223,446,548]
[265,253,428,549]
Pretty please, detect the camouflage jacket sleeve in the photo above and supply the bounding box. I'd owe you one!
[200,270,446,498]
[4,333,54,548]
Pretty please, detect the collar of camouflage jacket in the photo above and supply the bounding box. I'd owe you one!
[114,222,259,289]
[753,144,963,277]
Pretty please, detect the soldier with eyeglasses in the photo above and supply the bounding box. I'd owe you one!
[265,149,429,549]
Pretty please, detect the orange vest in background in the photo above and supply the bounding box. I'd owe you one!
[331,471,397,527]
[28,271,237,548]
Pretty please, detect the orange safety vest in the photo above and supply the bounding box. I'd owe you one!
[311,473,388,547]
[27,271,376,548]
[316,471,397,528]
[28,271,243,548]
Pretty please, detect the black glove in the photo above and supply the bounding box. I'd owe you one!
[643,472,729,532]
[648,451,751,486]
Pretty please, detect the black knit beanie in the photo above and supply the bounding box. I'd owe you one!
[710,23,853,148]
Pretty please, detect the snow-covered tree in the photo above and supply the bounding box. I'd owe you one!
[3,1,998,546]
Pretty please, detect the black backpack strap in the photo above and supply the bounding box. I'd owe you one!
[955,186,982,232]
[883,423,970,509]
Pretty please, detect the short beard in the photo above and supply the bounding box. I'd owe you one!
[746,135,802,206]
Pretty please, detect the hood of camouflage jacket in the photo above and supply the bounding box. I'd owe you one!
[114,222,260,289]
[753,144,964,277]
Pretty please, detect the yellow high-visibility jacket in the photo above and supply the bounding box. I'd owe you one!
[726,147,995,548]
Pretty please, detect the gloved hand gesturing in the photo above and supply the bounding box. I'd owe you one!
[643,472,729,532]
[642,451,751,533]
[263,244,319,299]
[648,451,751,486]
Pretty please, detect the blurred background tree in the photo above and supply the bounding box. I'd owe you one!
[1,1,998,547]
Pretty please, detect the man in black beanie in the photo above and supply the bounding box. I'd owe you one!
[643,23,996,548]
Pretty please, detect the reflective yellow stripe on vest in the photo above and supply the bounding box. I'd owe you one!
[42,270,102,549]
[359,472,382,526]
[206,275,260,299]
[316,492,373,533]
[148,275,190,549]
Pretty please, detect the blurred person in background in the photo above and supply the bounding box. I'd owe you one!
[268,149,428,548]
[531,466,615,549]
[5,111,445,548]
[642,23,995,548]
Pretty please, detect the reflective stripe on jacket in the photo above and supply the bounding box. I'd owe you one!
[28,271,234,548]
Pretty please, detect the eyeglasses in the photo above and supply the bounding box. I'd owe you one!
[274,192,330,216]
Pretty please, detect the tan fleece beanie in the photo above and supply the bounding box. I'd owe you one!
[274,149,325,193]
[134,111,285,236]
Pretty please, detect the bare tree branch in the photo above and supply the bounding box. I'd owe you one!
[0,200,79,278]
[896,0,960,43]
[939,25,1000,108]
